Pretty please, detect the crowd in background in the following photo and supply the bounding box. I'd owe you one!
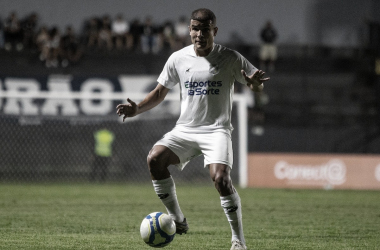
[0,11,191,67]
[0,11,274,131]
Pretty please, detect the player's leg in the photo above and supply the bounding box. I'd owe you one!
[209,163,235,195]
[147,145,178,180]
[148,145,188,234]
[100,157,110,182]
[90,155,101,182]
[209,164,246,249]
[200,131,245,247]
[259,44,268,71]
[268,44,277,73]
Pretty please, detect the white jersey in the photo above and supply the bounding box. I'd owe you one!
[157,43,257,133]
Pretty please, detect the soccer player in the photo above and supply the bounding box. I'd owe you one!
[116,8,269,250]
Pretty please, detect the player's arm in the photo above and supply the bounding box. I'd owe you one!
[241,69,269,92]
[116,83,170,122]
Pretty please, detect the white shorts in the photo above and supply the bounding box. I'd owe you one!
[154,128,233,170]
[260,44,277,61]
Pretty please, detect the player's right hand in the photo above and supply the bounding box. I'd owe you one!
[116,98,138,122]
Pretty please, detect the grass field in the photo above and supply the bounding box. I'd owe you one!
[0,183,379,250]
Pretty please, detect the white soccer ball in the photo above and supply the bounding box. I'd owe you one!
[140,212,176,248]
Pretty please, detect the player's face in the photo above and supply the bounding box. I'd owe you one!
[189,19,218,56]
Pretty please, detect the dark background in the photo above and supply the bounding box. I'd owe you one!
[1,0,380,182]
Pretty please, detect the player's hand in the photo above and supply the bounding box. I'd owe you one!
[116,98,138,122]
[242,69,270,90]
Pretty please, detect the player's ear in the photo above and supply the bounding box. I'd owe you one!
[213,27,218,36]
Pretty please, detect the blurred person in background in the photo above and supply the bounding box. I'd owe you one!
[160,20,176,52]
[174,15,190,50]
[60,25,84,67]
[21,12,38,50]
[83,17,100,50]
[0,16,4,49]
[36,25,50,61]
[101,15,112,36]
[90,128,115,182]
[259,20,277,72]
[116,8,269,250]
[249,90,269,136]
[98,19,113,51]
[112,14,131,50]
[45,27,61,67]
[4,11,22,51]
[141,16,159,54]
[129,18,143,52]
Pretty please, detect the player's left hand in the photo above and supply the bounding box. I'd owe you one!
[241,70,270,91]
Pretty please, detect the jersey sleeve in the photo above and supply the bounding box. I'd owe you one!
[232,52,257,85]
[157,53,180,89]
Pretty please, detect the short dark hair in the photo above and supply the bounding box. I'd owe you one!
[191,8,216,25]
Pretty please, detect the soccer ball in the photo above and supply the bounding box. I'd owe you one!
[140,212,176,248]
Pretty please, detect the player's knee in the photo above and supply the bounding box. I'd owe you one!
[147,151,159,168]
[147,151,171,179]
[213,171,231,189]
[147,149,167,171]
[147,156,160,178]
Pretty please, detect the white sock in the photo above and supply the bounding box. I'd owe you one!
[220,192,245,245]
[152,176,184,222]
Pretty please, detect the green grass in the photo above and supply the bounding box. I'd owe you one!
[0,184,379,250]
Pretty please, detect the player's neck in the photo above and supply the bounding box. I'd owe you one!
[194,44,214,57]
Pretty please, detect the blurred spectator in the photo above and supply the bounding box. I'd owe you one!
[101,15,112,33]
[90,128,115,182]
[250,91,269,136]
[36,25,50,61]
[0,12,236,57]
[83,17,100,49]
[174,16,189,50]
[259,20,278,72]
[45,27,61,67]
[98,20,113,51]
[129,18,143,52]
[160,20,176,52]
[4,11,23,51]
[0,16,4,49]
[21,12,38,50]
[141,16,159,54]
[112,14,131,50]
[60,25,83,67]
[98,15,113,50]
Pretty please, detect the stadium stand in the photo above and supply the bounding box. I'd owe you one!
[1,12,379,155]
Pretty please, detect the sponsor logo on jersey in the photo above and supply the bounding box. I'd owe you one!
[184,80,222,96]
